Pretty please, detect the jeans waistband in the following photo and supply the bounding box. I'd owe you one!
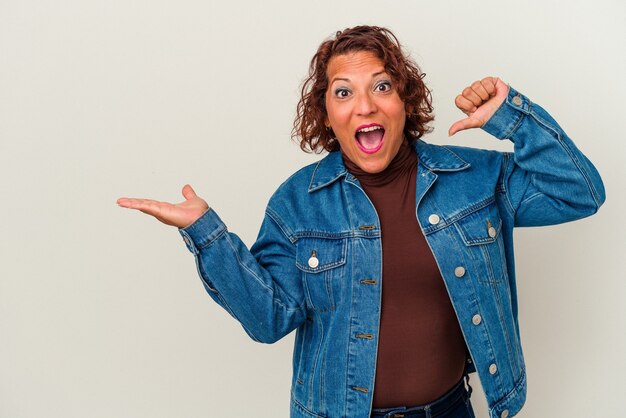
[370,376,470,418]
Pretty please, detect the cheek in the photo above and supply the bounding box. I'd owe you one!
[392,102,407,129]
[327,106,349,130]
[325,101,338,125]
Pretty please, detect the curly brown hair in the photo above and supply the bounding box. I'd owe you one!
[293,25,434,153]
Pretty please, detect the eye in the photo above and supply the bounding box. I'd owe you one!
[375,81,392,92]
[334,88,351,98]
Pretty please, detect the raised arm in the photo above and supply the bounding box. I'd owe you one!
[448,76,605,226]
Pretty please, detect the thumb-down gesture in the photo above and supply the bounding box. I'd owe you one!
[448,76,509,136]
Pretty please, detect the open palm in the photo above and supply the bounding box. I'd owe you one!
[117,184,209,228]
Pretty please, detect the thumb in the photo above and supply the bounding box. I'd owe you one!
[448,117,482,136]
[182,184,197,200]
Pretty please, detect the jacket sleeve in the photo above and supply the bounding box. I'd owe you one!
[178,206,306,343]
[481,85,606,227]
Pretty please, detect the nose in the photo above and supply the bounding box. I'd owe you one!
[355,92,377,116]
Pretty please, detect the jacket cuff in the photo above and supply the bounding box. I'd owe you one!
[178,208,227,255]
[481,85,530,140]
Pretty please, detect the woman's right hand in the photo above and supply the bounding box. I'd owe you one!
[117,184,209,228]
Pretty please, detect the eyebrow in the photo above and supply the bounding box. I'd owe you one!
[330,70,387,85]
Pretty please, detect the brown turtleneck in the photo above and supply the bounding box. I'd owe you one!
[343,141,467,408]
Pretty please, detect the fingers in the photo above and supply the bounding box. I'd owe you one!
[117,197,150,209]
[182,184,197,201]
[479,77,498,96]
[455,77,499,113]
[462,86,484,107]
[116,197,167,216]
[117,186,208,228]
[448,116,482,137]
[116,197,136,208]
[472,80,490,101]
[454,95,477,115]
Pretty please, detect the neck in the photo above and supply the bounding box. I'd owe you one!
[342,140,416,187]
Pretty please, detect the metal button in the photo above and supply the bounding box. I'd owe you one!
[472,314,482,325]
[454,266,466,278]
[488,226,497,238]
[308,256,319,268]
[501,410,509,418]
[512,95,522,106]
[489,363,498,374]
[428,214,440,225]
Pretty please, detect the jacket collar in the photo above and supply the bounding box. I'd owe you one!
[308,139,470,192]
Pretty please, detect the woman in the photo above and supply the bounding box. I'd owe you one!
[117,26,605,418]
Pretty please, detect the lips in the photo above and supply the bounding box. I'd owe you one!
[355,123,385,154]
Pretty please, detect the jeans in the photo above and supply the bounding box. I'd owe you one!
[370,374,475,418]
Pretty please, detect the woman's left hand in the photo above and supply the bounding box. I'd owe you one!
[448,76,509,136]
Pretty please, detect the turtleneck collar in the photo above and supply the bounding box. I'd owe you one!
[342,140,417,187]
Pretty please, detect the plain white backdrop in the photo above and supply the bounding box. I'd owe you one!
[1,1,624,417]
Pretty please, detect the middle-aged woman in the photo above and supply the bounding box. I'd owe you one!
[117,26,605,418]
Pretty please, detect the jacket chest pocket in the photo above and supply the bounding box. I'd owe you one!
[454,202,507,284]
[295,237,347,312]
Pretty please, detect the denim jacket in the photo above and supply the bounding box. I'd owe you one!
[179,86,605,418]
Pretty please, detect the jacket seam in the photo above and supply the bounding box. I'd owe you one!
[423,195,496,235]
[309,159,346,192]
[196,226,227,250]
[498,153,517,219]
[266,206,297,244]
[308,312,324,411]
[292,394,327,418]
[529,109,603,209]
[216,291,261,342]
[438,145,471,170]
[308,160,324,192]
[491,368,526,411]
[500,103,526,140]
[224,233,304,313]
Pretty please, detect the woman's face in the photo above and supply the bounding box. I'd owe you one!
[325,51,406,174]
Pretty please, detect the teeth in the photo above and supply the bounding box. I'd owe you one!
[357,126,383,133]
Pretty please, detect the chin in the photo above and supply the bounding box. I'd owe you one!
[360,159,389,174]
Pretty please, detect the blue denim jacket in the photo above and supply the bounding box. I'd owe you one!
[179,86,605,418]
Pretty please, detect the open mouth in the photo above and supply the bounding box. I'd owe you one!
[355,124,385,154]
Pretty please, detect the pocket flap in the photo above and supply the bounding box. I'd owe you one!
[455,203,503,246]
[296,237,347,273]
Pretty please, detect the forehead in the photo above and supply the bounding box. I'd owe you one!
[326,51,386,80]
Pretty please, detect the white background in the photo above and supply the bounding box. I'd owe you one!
[1,1,624,417]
